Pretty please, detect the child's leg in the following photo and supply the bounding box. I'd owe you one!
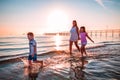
[74,41,80,52]
[33,54,37,63]
[28,55,32,66]
[33,54,43,68]
[84,46,87,56]
[81,46,84,57]
[83,45,87,56]
[28,60,32,66]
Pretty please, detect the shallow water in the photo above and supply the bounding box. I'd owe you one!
[0,44,120,80]
[0,33,120,80]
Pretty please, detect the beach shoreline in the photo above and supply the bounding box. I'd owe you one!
[0,43,120,80]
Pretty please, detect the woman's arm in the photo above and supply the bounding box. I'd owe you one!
[76,27,80,40]
[86,33,94,43]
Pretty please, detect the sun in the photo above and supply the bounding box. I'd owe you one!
[47,10,69,32]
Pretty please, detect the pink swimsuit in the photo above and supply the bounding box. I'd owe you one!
[79,32,87,45]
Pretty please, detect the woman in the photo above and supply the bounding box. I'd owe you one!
[69,20,80,55]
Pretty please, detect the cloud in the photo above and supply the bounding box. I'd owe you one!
[95,0,106,9]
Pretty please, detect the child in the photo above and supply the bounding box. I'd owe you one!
[79,26,94,57]
[27,32,37,67]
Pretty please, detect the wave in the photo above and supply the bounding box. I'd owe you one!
[0,41,120,64]
[0,50,66,64]
[0,43,27,46]
[0,46,119,65]
[0,47,28,51]
[37,41,55,44]
[99,41,120,45]
[0,36,26,39]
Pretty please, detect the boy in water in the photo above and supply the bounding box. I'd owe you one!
[27,32,37,67]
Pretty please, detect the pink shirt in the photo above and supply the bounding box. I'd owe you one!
[79,32,87,43]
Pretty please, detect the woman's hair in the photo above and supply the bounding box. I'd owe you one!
[27,32,34,36]
[80,26,86,32]
[73,20,78,27]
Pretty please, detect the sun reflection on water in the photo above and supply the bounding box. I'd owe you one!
[54,34,62,50]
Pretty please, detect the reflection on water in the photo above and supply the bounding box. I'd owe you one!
[70,57,88,80]
[50,64,65,69]
[54,34,62,50]
[20,58,42,80]
[24,67,39,80]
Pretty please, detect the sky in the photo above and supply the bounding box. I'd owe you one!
[0,0,120,35]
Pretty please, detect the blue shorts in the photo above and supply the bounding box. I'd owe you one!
[28,54,37,61]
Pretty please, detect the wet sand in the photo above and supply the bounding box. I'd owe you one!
[0,44,120,80]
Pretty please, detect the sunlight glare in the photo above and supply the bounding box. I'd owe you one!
[47,10,69,32]
[54,34,62,50]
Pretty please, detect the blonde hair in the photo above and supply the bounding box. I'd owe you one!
[73,20,78,27]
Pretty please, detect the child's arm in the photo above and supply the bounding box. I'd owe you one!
[86,33,94,43]
[32,45,36,57]
[32,41,37,57]
[34,45,36,54]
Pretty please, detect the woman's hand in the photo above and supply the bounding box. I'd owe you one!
[78,37,81,40]
[92,40,94,43]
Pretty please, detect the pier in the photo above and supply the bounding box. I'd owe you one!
[44,29,120,38]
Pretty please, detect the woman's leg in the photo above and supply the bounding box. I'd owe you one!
[74,41,80,52]
[69,41,73,55]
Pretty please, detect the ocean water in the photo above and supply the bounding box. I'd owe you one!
[0,32,120,80]
[0,32,120,61]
